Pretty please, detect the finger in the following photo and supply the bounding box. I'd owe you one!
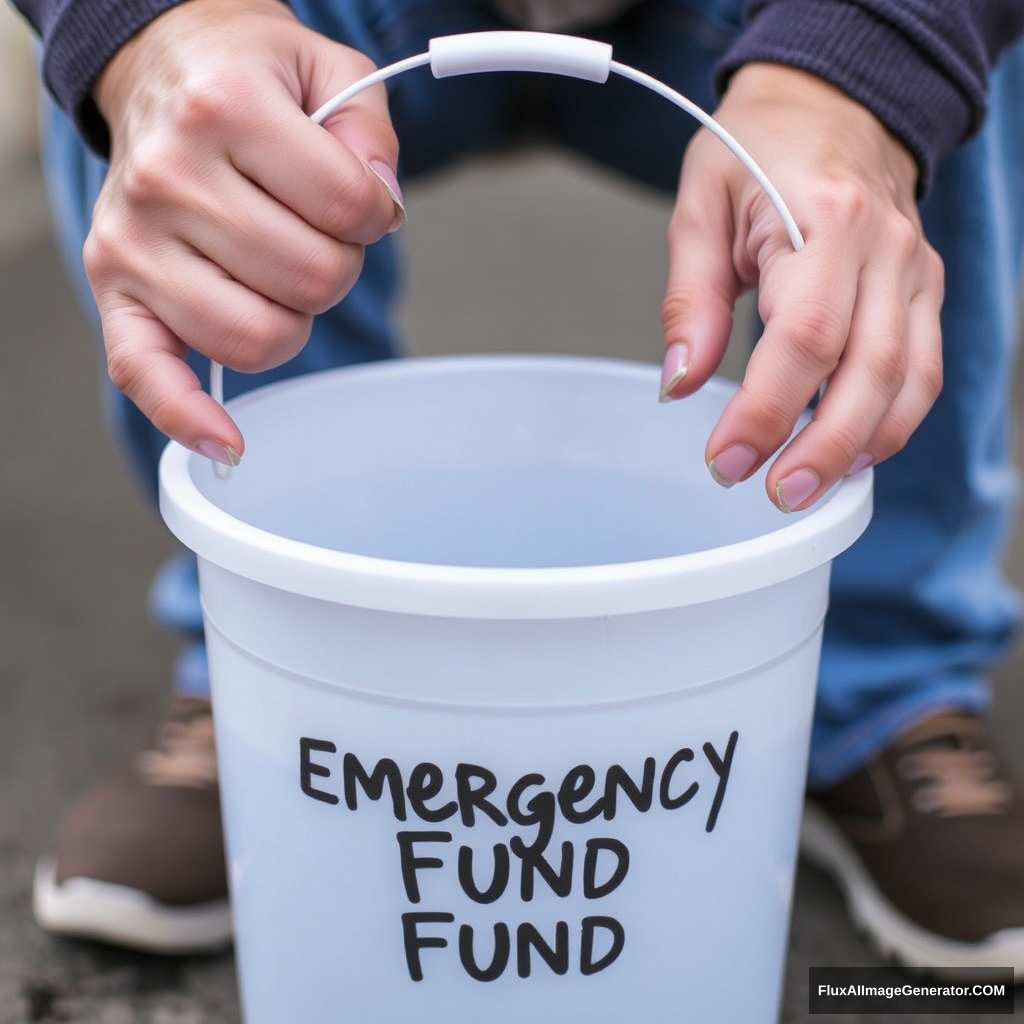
[172,169,365,315]
[660,152,743,402]
[117,244,315,373]
[704,244,858,486]
[231,75,402,245]
[762,262,910,510]
[103,302,245,461]
[852,280,944,470]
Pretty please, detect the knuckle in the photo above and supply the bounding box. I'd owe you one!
[887,214,921,263]
[176,68,242,133]
[82,226,113,281]
[84,200,136,280]
[918,351,944,403]
[872,410,915,458]
[120,143,181,206]
[146,391,185,440]
[925,246,946,294]
[106,344,176,441]
[811,176,868,228]
[319,170,380,238]
[866,332,908,392]
[216,304,309,371]
[290,243,358,312]
[737,384,798,441]
[105,344,143,396]
[825,421,865,467]
[217,312,277,371]
[660,285,704,335]
[782,302,845,372]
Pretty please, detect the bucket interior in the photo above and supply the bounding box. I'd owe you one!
[191,356,807,570]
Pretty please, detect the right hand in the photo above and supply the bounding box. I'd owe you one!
[86,0,404,464]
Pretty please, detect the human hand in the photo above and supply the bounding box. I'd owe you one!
[659,64,944,511]
[86,0,404,464]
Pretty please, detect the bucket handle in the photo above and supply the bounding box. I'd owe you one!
[208,30,804,477]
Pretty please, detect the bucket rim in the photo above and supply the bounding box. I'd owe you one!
[158,354,873,618]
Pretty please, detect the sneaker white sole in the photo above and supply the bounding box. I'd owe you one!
[800,801,1024,981]
[33,857,232,955]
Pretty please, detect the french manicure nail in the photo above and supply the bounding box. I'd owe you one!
[658,342,689,403]
[195,440,241,467]
[776,468,821,512]
[847,452,874,476]
[368,159,407,229]
[707,443,759,488]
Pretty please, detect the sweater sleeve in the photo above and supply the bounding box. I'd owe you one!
[11,0,192,155]
[715,0,1024,196]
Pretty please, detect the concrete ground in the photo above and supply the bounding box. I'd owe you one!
[2,144,1023,1023]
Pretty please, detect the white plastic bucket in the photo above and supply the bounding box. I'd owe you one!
[160,354,871,1024]
[157,30,873,1024]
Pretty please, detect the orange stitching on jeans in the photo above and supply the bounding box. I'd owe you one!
[136,711,218,790]
[899,747,1012,817]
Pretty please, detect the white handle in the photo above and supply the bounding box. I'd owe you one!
[212,31,805,477]
[308,31,802,243]
[429,31,612,82]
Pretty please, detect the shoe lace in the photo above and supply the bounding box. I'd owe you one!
[136,700,218,790]
[897,721,1012,817]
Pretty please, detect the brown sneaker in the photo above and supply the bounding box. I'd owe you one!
[801,710,1024,979]
[33,695,231,954]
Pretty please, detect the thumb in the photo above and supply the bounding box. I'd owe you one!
[659,161,742,403]
[310,41,405,220]
[103,303,245,463]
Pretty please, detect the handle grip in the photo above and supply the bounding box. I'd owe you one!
[429,31,612,82]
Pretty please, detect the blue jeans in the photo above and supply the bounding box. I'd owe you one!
[41,0,1024,788]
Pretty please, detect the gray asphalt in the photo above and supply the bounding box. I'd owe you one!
[2,146,1022,1023]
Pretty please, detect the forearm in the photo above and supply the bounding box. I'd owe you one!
[716,0,1024,196]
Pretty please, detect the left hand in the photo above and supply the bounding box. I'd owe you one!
[659,63,944,511]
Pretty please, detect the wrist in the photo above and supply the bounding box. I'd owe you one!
[722,62,919,199]
[93,0,296,129]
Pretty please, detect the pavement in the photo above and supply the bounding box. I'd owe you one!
[2,144,1023,1023]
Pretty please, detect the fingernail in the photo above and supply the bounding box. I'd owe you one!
[658,342,689,402]
[847,452,874,476]
[368,159,407,230]
[195,440,241,467]
[707,443,759,488]
[775,468,821,512]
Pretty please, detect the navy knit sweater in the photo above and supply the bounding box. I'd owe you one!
[11,0,1024,194]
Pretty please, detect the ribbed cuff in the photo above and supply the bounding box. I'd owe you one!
[41,0,192,156]
[714,0,980,197]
